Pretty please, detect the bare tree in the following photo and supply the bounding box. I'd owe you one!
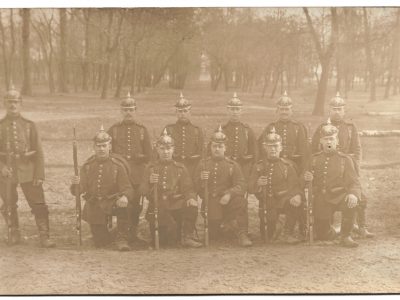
[21,8,32,95]
[58,8,68,92]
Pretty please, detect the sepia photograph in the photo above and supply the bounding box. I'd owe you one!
[0,3,399,295]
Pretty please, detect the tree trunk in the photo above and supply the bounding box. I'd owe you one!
[21,9,32,96]
[58,8,68,92]
[0,10,10,90]
[313,59,330,115]
[363,8,376,102]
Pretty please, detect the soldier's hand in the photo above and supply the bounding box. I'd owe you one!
[149,173,159,184]
[33,179,43,186]
[257,176,268,186]
[71,175,80,185]
[289,194,302,207]
[201,171,210,180]
[186,198,198,207]
[1,166,12,178]
[220,193,231,205]
[304,171,313,182]
[345,194,358,209]
[116,195,129,208]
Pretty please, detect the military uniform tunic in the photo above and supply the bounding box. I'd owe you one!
[312,120,361,174]
[194,157,248,233]
[108,120,152,185]
[164,120,203,178]
[258,119,309,173]
[75,156,134,225]
[221,121,257,181]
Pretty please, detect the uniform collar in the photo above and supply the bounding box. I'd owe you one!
[211,156,225,162]
[177,118,190,125]
[121,119,137,125]
[6,113,21,120]
[158,159,174,166]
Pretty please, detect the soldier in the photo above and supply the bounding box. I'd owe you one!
[249,127,303,243]
[71,127,134,251]
[163,92,203,178]
[221,93,257,181]
[258,91,309,174]
[140,129,202,248]
[257,91,310,240]
[107,92,152,244]
[304,120,361,247]
[0,85,55,248]
[194,126,252,247]
[311,93,374,239]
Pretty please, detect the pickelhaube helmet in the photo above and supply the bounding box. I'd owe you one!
[174,92,191,110]
[262,127,282,145]
[4,83,22,102]
[329,92,345,108]
[156,128,174,147]
[211,125,227,144]
[320,118,339,137]
[120,92,136,109]
[227,92,242,108]
[277,91,292,108]
[93,125,112,144]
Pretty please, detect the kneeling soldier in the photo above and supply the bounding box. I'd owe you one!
[140,129,201,248]
[71,127,134,251]
[249,127,302,243]
[194,126,252,247]
[304,119,361,248]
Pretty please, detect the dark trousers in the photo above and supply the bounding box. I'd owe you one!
[260,200,301,240]
[127,185,143,232]
[206,195,248,240]
[91,207,129,247]
[314,200,356,240]
[0,181,49,230]
[147,206,198,247]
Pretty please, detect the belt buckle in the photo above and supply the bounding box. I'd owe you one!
[162,195,168,201]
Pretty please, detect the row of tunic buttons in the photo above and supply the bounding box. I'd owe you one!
[181,126,186,158]
[126,127,132,159]
[162,166,168,200]
[322,156,330,194]
[97,164,103,196]
[282,125,288,158]
[267,163,274,198]
[11,122,19,153]
[233,127,239,159]
[211,162,218,197]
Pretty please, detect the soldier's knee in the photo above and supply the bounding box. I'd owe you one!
[31,203,49,217]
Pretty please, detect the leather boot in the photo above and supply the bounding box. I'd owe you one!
[2,208,20,245]
[356,208,375,238]
[340,236,358,248]
[237,231,252,247]
[182,232,202,248]
[128,226,148,246]
[35,216,56,248]
[116,217,130,251]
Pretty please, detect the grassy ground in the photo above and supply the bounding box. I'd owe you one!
[1,83,400,294]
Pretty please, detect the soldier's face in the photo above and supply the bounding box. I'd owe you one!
[5,99,21,115]
[329,106,345,122]
[157,144,174,161]
[228,107,242,121]
[320,136,338,152]
[176,108,191,121]
[263,143,282,159]
[94,142,111,159]
[211,142,226,158]
[277,106,293,120]
[121,107,136,121]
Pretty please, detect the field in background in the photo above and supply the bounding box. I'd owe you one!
[1,85,400,294]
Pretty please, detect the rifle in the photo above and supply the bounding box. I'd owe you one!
[202,129,209,247]
[72,126,82,247]
[260,184,268,243]
[4,142,12,245]
[153,167,160,250]
[304,175,314,245]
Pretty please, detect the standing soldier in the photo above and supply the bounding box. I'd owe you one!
[107,92,152,244]
[221,93,257,182]
[194,126,252,247]
[258,91,309,174]
[70,127,134,251]
[304,120,361,247]
[0,85,55,248]
[140,130,202,248]
[163,93,203,178]
[311,93,374,239]
[249,127,303,243]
